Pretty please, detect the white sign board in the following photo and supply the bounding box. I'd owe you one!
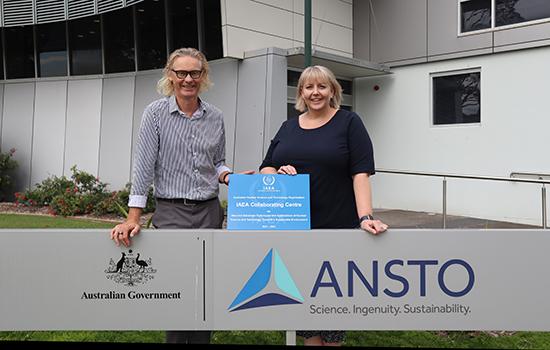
[2,229,549,331]
[0,229,206,330]
[212,229,550,330]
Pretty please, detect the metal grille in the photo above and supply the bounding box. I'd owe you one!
[97,0,123,13]
[67,0,96,19]
[1,0,143,27]
[36,0,66,24]
[125,0,142,5]
[3,0,34,26]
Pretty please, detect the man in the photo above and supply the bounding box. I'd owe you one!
[110,48,244,344]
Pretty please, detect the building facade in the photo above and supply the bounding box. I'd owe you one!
[353,0,550,226]
[0,0,548,225]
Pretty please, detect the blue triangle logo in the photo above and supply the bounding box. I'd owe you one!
[228,248,304,312]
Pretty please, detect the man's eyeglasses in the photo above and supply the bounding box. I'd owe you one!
[171,69,202,79]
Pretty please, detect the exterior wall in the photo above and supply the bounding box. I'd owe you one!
[232,48,287,172]
[0,55,284,202]
[99,77,135,189]
[221,0,353,58]
[32,81,67,187]
[1,83,35,190]
[354,0,550,66]
[355,46,550,226]
[65,80,103,177]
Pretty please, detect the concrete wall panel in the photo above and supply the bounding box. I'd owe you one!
[293,0,352,28]
[224,25,294,58]
[65,79,102,176]
[353,0,370,61]
[32,81,67,187]
[263,53,287,152]
[1,83,35,191]
[293,16,353,55]
[494,21,550,50]
[370,0,427,63]
[225,0,293,39]
[98,76,135,190]
[223,0,353,58]
[233,55,267,171]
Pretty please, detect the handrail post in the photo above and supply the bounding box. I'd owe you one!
[442,177,447,229]
[543,184,547,229]
[286,330,296,345]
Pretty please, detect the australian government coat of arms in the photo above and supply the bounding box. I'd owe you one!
[105,249,157,286]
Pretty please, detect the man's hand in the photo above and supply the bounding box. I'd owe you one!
[220,170,256,185]
[110,221,141,247]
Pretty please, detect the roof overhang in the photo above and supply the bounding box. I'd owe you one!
[285,47,391,79]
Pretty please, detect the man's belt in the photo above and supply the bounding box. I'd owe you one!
[156,197,217,206]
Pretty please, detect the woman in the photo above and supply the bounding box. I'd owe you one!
[260,65,388,346]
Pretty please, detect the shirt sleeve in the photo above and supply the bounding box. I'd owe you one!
[128,104,160,208]
[259,121,286,170]
[214,116,231,177]
[348,112,375,175]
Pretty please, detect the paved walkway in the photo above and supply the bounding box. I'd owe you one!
[374,208,539,229]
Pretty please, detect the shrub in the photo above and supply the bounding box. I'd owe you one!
[16,166,156,217]
[19,175,74,207]
[0,148,18,201]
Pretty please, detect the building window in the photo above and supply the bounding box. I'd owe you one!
[432,71,481,125]
[69,15,102,75]
[136,0,166,70]
[0,0,225,78]
[103,7,135,73]
[460,0,550,33]
[36,22,68,77]
[202,0,223,60]
[496,0,550,26]
[5,26,35,79]
[460,0,491,33]
[166,0,198,52]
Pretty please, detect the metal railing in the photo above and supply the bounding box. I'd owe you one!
[376,169,549,229]
[510,172,550,180]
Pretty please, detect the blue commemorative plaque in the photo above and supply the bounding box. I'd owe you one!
[227,174,310,230]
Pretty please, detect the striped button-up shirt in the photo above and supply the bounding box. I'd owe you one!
[128,95,230,208]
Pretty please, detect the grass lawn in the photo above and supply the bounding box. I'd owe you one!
[1,213,549,348]
[0,213,114,228]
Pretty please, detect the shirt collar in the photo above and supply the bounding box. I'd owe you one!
[168,95,206,119]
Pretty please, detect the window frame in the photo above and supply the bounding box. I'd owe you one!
[458,0,550,36]
[430,68,482,128]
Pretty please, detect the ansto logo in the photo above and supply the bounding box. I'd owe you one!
[228,248,304,312]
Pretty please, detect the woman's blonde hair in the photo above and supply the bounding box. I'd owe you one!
[157,48,212,96]
[295,65,342,112]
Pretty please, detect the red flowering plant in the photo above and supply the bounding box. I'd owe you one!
[19,165,155,217]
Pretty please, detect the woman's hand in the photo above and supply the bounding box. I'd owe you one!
[110,221,141,247]
[360,219,388,235]
[277,165,297,175]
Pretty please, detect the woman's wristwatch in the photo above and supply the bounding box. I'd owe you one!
[359,214,375,224]
[221,172,233,184]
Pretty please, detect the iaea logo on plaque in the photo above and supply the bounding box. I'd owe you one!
[228,248,304,312]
